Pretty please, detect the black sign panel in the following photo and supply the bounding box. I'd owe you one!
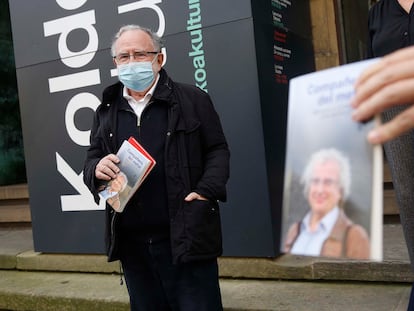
[9,0,314,256]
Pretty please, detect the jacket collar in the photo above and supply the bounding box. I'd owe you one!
[102,69,184,132]
[152,68,176,105]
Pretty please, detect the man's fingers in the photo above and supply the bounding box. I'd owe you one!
[95,154,120,180]
[353,79,414,122]
[353,60,414,109]
[355,46,414,87]
[367,107,414,144]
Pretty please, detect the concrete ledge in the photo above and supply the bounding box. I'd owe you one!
[16,251,119,274]
[0,227,33,269]
[0,253,17,270]
[0,225,413,310]
[0,270,129,311]
[313,260,414,282]
[219,256,414,283]
[0,270,411,311]
[1,224,413,284]
[219,256,314,280]
[5,251,413,284]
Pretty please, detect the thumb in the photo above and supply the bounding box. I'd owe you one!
[184,192,198,202]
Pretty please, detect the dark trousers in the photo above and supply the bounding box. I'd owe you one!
[120,237,223,311]
[382,107,414,271]
[382,108,414,311]
[408,283,414,311]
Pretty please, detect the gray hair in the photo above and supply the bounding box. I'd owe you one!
[301,148,351,201]
[110,25,163,57]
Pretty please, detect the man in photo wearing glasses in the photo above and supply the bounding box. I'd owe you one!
[83,25,230,311]
[283,148,370,259]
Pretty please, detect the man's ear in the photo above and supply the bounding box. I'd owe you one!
[157,52,165,67]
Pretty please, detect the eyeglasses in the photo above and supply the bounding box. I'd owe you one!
[310,178,339,187]
[114,51,159,64]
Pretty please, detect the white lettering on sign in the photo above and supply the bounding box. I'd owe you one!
[48,69,101,93]
[56,153,105,211]
[56,0,87,10]
[43,2,101,211]
[43,10,98,68]
[118,0,165,37]
[43,0,166,212]
[66,92,101,147]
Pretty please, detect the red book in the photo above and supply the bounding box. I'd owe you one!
[127,136,156,180]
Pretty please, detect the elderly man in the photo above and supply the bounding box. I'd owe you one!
[284,148,370,259]
[83,25,230,310]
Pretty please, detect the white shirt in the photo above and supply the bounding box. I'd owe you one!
[290,206,340,256]
[122,74,160,126]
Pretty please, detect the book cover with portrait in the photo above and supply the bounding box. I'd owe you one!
[281,59,383,261]
[99,136,156,213]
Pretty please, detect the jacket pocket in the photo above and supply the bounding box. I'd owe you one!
[183,121,204,188]
[183,199,222,257]
[184,120,202,167]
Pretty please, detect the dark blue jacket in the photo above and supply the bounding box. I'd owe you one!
[83,69,230,263]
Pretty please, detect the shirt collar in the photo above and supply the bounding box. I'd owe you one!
[301,206,340,233]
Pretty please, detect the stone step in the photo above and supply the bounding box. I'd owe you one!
[0,223,413,283]
[0,270,410,311]
[0,224,412,310]
[0,184,30,223]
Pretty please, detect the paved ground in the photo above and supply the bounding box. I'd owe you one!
[0,223,412,310]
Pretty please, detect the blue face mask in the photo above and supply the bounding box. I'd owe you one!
[117,57,157,92]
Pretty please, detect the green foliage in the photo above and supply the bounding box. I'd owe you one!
[0,0,27,185]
